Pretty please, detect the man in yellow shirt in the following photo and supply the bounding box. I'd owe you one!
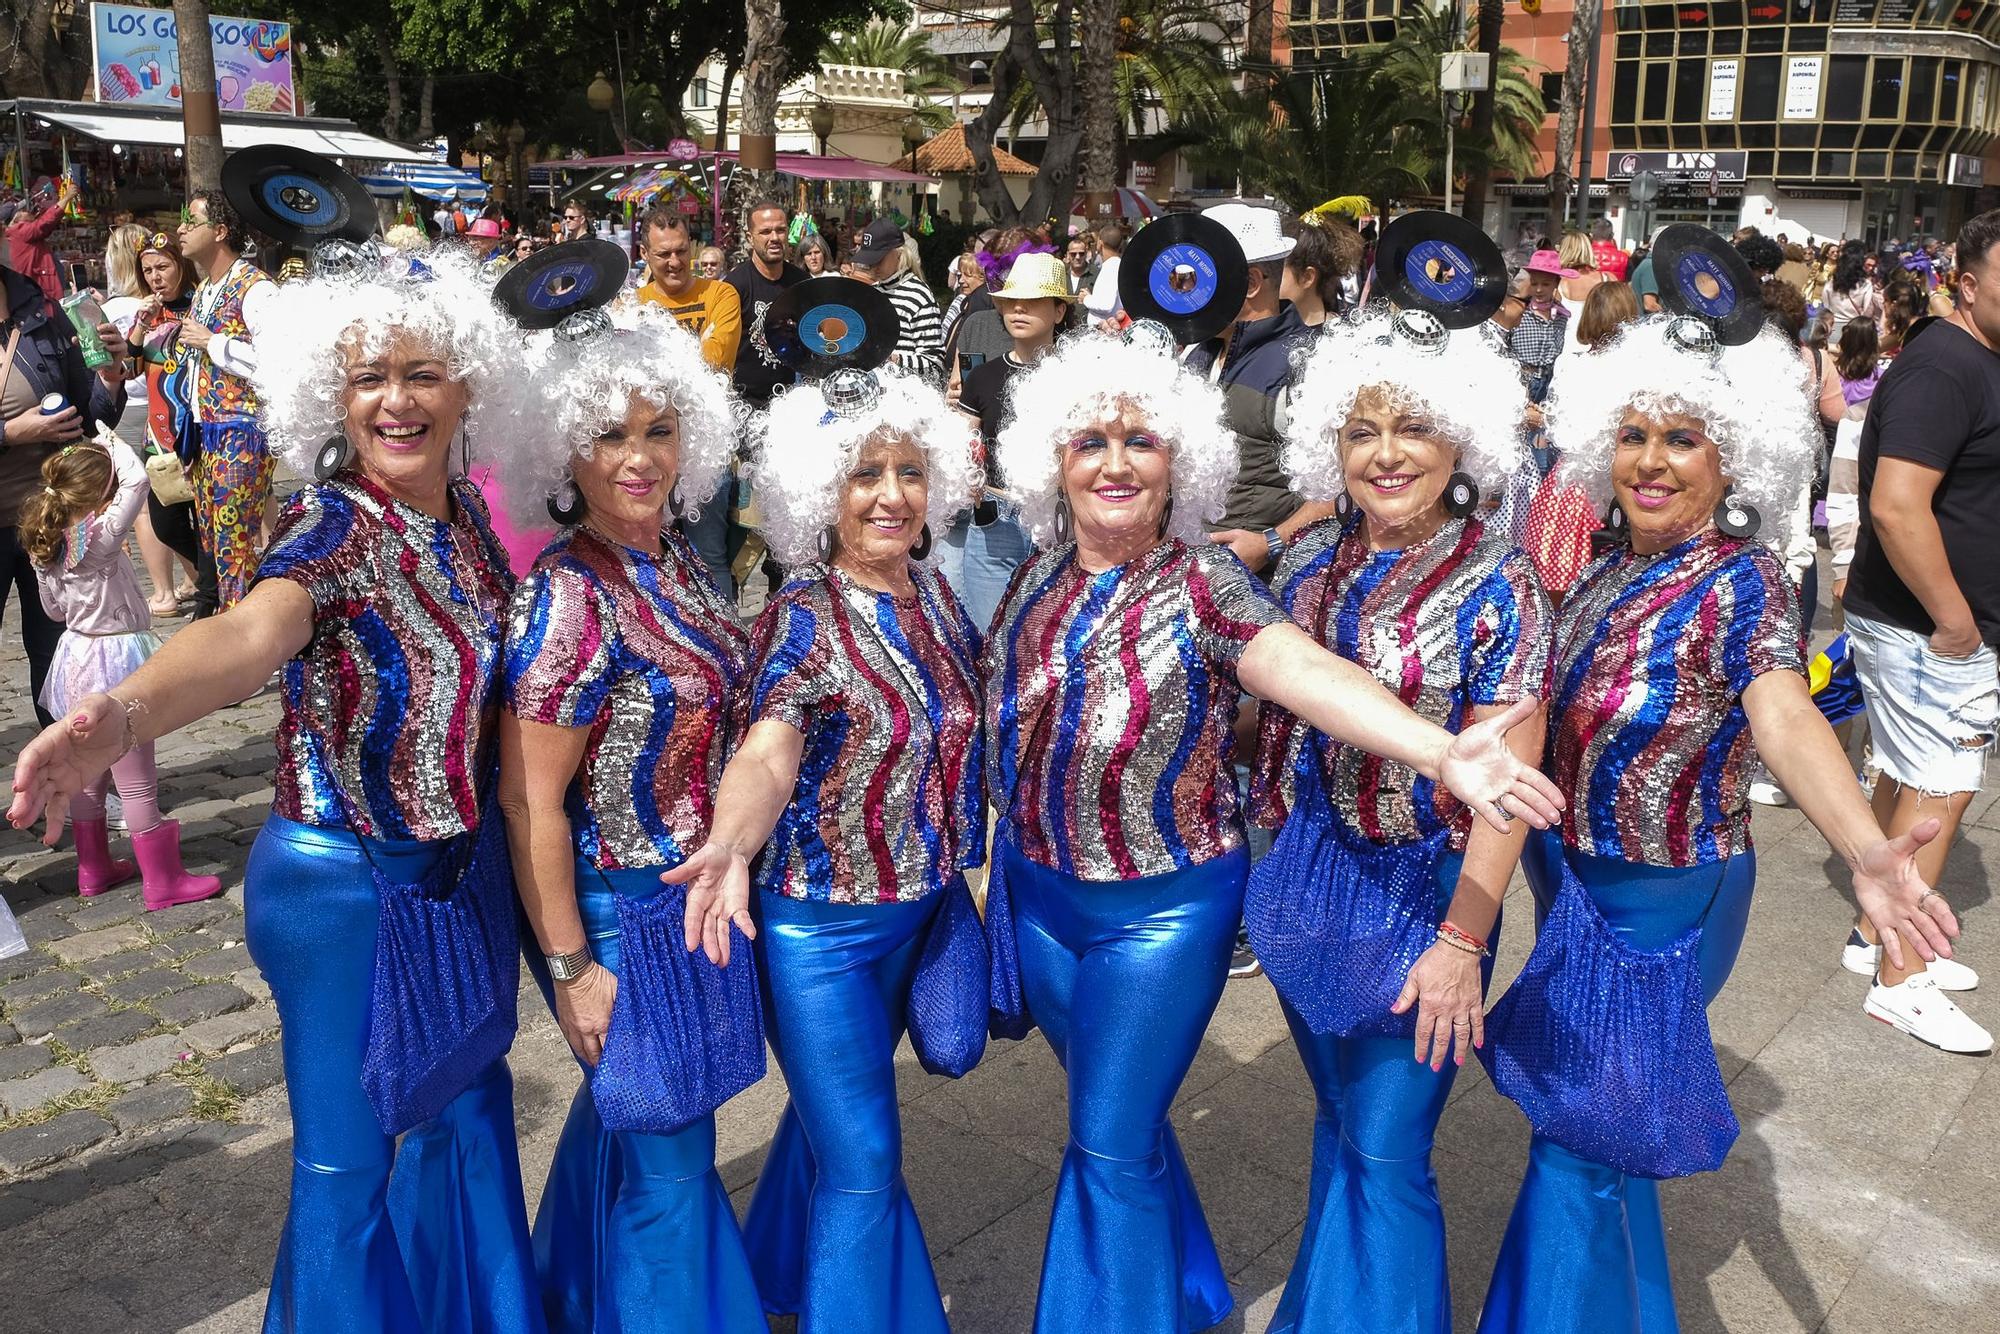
[635,205,741,374]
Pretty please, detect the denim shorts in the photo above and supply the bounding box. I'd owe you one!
[1847,611,2000,796]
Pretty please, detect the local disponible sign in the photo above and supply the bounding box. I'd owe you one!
[1783,56,1824,120]
[89,2,296,114]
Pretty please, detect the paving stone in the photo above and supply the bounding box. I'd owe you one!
[181,943,253,981]
[106,1079,194,1132]
[89,1034,191,1085]
[104,967,192,1005]
[0,1110,111,1174]
[66,898,143,933]
[0,948,50,983]
[73,947,168,982]
[150,982,253,1026]
[0,1044,51,1081]
[177,1004,279,1055]
[147,900,239,938]
[0,1064,88,1116]
[54,1010,156,1053]
[43,923,148,965]
[233,969,271,1003]
[19,909,77,945]
[0,1021,16,1046]
[0,968,78,1005]
[207,1041,282,1096]
[11,990,108,1038]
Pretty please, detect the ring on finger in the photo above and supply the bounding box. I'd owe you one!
[1919,888,1940,908]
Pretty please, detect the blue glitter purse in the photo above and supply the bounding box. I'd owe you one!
[590,872,767,1135]
[1478,856,1738,1180]
[983,846,1030,1041]
[1244,746,1450,1039]
[905,873,991,1077]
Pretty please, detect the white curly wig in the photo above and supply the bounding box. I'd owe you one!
[510,304,738,525]
[1283,309,1526,503]
[251,246,525,479]
[751,366,981,568]
[995,334,1238,548]
[1548,319,1820,552]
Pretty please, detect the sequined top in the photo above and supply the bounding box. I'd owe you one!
[259,473,515,841]
[986,539,1287,881]
[745,563,985,904]
[1253,516,1552,850]
[504,527,748,871]
[1550,529,1805,867]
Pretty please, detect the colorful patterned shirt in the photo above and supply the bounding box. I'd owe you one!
[504,527,748,871]
[986,539,1286,881]
[1550,529,1806,867]
[258,474,515,841]
[745,564,985,904]
[1253,516,1552,850]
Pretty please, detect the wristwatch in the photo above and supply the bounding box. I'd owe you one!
[545,946,593,982]
[1263,527,1287,565]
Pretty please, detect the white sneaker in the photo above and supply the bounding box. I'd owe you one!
[104,791,126,833]
[1864,975,1994,1053]
[1748,780,1790,807]
[1841,929,1978,990]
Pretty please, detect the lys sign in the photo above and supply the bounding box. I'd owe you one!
[1609,150,1749,184]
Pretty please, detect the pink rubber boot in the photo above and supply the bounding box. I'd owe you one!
[131,820,224,912]
[73,818,138,897]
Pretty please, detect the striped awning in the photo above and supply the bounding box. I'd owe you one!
[357,161,490,203]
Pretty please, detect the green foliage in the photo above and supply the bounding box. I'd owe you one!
[821,19,964,130]
[1186,65,1433,214]
[1374,5,1546,184]
[917,215,978,292]
[999,0,1233,154]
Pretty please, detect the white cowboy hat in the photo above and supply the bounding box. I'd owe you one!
[1203,202,1296,265]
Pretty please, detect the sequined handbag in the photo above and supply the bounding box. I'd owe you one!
[357,798,523,1136]
[983,845,1030,1041]
[1243,751,1451,1039]
[904,873,992,1078]
[1478,857,1738,1180]
[590,874,767,1135]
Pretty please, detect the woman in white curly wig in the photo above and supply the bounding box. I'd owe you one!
[980,330,1564,1334]
[10,243,544,1333]
[496,300,766,1331]
[1246,307,1552,1334]
[666,363,986,1333]
[1476,314,1960,1334]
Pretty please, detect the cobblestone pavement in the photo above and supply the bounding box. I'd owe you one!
[2,580,1999,1332]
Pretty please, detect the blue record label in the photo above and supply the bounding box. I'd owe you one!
[800,303,867,355]
[262,172,340,228]
[1147,242,1221,315]
[1672,250,1737,319]
[1404,239,1476,305]
[523,259,598,312]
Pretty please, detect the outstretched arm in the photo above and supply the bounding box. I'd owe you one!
[660,719,805,965]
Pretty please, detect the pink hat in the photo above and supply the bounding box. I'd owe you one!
[468,218,503,239]
[1525,249,1576,278]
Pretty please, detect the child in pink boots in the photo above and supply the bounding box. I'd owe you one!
[21,432,221,911]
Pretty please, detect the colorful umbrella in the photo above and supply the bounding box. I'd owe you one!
[1069,187,1159,221]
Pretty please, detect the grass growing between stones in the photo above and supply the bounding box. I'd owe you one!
[169,1059,244,1124]
[0,1081,114,1133]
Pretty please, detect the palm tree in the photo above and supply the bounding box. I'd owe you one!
[1188,65,1434,215]
[821,20,961,101]
[1376,4,1545,190]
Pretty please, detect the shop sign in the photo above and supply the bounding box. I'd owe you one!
[1607,150,1748,184]
[1133,160,1158,188]
[1948,153,1985,187]
[89,2,294,114]
[1783,56,1823,120]
[1707,60,1739,121]
[666,137,701,161]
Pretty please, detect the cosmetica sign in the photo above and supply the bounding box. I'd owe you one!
[1608,151,1749,184]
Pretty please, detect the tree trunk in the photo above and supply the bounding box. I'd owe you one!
[172,0,224,193]
[966,0,1083,228]
[2,0,61,96]
[1076,0,1119,216]
[1245,0,1275,92]
[738,0,787,240]
[1462,0,1504,222]
[417,76,436,142]
[378,33,403,140]
[1548,0,1599,238]
[712,53,741,153]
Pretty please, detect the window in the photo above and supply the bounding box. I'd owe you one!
[1940,61,1961,119]
[1825,55,1866,119]
[1542,72,1564,105]
[1743,55,1782,118]
[1612,60,1640,121]
[1673,58,1707,121]
[1643,60,1671,118]
[689,77,710,108]
[1870,57,1904,118]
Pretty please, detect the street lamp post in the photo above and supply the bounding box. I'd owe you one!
[903,112,925,221]
[586,72,616,155]
[810,100,834,158]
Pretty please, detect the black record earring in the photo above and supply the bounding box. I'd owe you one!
[1443,471,1480,519]
[911,523,933,562]
[314,435,354,482]
[1053,496,1073,544]
[668,483,685,519]
[547,476,585,526]
[1714,488,1761,540]
[816,526,837,563]
[1334,490,1354,520]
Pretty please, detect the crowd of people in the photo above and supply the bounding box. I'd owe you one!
[0,161,1991,1334]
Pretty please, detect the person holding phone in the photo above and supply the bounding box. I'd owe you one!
[6,177,72,304]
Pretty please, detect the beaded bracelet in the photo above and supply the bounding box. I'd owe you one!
[1436,920,1491,957]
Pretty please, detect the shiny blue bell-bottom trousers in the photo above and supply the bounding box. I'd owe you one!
[1266,848,1481,1334]
[1478,831,1756,1334]
[243,814,542,1334]
[1005,837,1245,1334]
[525,863,765,1333]
[741,887,949,1333]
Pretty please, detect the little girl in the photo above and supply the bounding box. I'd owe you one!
[20,434,221,910]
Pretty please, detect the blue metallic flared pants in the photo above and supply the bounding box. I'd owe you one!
[741,888,948,1333]
[243,814,541,1334]
[526,863,764,1333]
[1477,831,1756,1334]
[1005,836,1244,1334]
[1267,848,1480,1334]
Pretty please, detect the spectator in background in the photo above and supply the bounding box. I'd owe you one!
[1511,250,1571,402]
[793,231,832,275]
[843,218,944,382]
[1836,318,1885,405]
[698,245,726,280]
[6,178,71,304]
[1063,231,1097,297]
[1083,220,1127,326]
[1627,224,1668,314]
[1776,241,1816,295]
[431,188,462,238]
[1825,240,1883,344]
[1282,212,1365,328]
[1736,233,1784,283]
[1588,218,1629,281]
[941,249,985,349]
[558,201,589,242]
[1555,229,1612,352]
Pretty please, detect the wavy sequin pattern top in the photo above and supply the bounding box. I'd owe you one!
[986,539,1286,881]
[504,526,748,871]
[1550,529,1805,867]
[745,563,985,904]
[1253,515,1553,849]
[258,473,515,840]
